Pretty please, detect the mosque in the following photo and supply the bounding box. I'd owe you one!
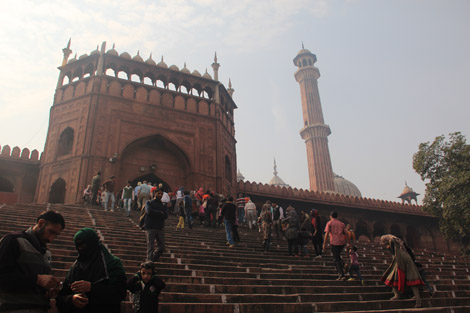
[0,40,456,251]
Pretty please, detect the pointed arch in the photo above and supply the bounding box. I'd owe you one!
[57,127,74,157]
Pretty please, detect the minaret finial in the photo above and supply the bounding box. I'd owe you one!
[227,78,234,97]
[211,51,220,81]
[61,38,73,67]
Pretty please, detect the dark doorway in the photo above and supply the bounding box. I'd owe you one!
[390,224,403,239]
[130,173,172,193]
[0,176,14,192]
[49,178,66,203]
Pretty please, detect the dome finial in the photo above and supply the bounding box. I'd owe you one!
[302,41,304,49]
[112,43,115,49]
[67,38,71,49]
[214,51,217,63]
[273,158,278,176]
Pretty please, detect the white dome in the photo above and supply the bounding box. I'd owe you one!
[333,174,361,198]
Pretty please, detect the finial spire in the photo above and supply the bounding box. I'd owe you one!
[61,38,73,67]
[211,51,220,81]
[302,41,304,49]
[112,43,115,49]
[227,78,234,97]
[273,158,278,176]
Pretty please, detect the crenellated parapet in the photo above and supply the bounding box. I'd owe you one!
[237,180,429,216]
[0,144,41,162]
[54,43,236,137]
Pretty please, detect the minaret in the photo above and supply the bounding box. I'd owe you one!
[293,45,335,192]
[227,78,234,97]
[61,38,72,67]
[211,52,220,81]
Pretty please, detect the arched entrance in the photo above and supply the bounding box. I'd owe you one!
[390,224,403,239]
[355,220,370,242]
[0,176,14,192]
[119,135,191,192]
[49,178,66,203]
[130,173,172,193]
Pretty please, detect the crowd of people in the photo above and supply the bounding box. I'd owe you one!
[1,173,429,311]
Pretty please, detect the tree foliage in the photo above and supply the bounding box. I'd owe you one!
[413,132,470,254]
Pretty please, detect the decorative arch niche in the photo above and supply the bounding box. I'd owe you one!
[225,155,232,182]
[49,178,66,204]
[57,127,74,157]
[0,176,14,192]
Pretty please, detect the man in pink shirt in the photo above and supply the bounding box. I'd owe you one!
[323,211,349,280]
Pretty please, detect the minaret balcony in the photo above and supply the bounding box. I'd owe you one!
[300,123,331,140]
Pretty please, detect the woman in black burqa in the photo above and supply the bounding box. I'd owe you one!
[56,227,127,313]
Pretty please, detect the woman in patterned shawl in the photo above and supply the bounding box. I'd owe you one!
[380,234,424,308]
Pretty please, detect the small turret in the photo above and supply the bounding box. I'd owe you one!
[61,38,72,67]
[227,78,234,97]
[211,51,220,81]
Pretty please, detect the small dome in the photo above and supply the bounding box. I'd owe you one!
[90,45,100,55]
[79,53,88,60]
[237,169,245,182]
[120,52,131,59]
[181,62,190,74]
[67,54,77,64]
[333,174,362,198]
[268,159,290,188]
[169,64,179,71]
[106,43,118,56]
[132,51,144,62]
[145,53,156,65]
[203,69,212,79]
[297,48,312,55]
[192,70,201,77]
[106,48,118,56]
[157,56,167,68]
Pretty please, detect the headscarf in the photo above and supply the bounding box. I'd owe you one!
[70,228,125,284]
[380,234,405,251]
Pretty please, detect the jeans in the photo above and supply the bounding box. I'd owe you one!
[238,207,245,224]
[146,228,165,261]
[224,220,234,244]
[331,245,345,277]
[104,192,115,210]
[123,198,132,216]
[349,264,363,280]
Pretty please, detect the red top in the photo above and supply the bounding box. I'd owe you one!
[324,219,346,246]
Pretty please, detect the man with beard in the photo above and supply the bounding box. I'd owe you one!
[0,210,65,312]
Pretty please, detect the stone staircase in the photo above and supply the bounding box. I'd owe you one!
[1,203,470,313]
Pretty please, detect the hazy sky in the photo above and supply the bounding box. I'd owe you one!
[0,0,469,202]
